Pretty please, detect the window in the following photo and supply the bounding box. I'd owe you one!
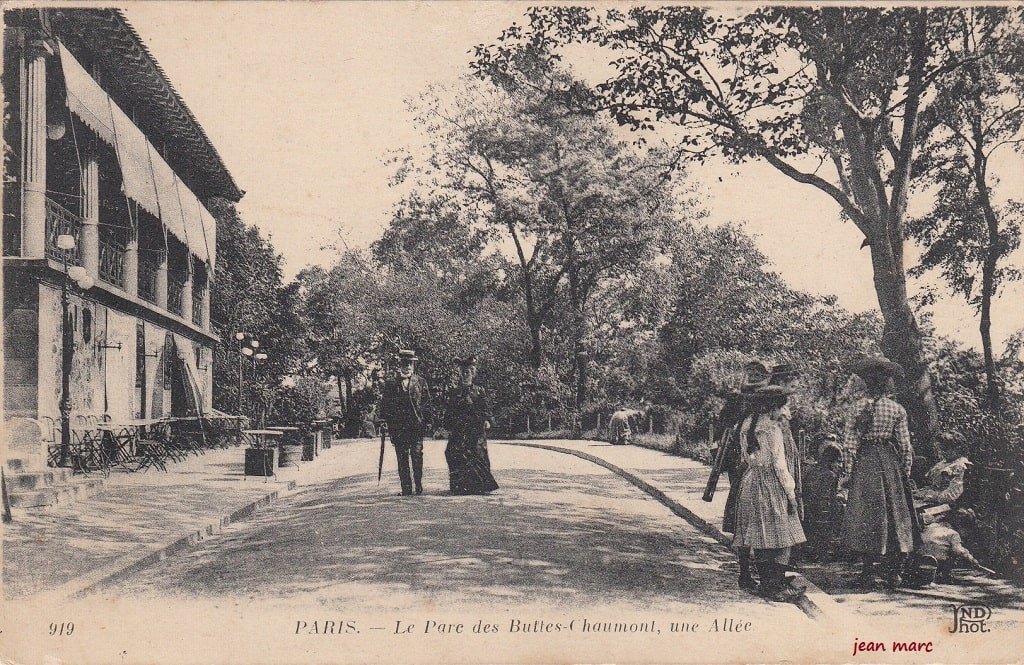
[135,323,145,388]
[81,308,92,343]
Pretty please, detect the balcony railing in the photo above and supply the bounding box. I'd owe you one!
[44,198,83,265]
[138,261,159,304]
[98,239,126,288]
[168,275,185,316]
[192,286,204,325]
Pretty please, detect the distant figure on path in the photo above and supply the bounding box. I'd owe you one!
[443,355,499,495]
[381,350,432,496]
[839,358,921,589]
[608,408,633,445]
[732,385,806,602]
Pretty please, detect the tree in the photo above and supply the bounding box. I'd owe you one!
[473,6,1020,447]
[910,7,1024,408]
[397,72,682,417]
[208,198,302,422]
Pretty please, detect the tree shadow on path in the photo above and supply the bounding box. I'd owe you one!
[108,467,749,611]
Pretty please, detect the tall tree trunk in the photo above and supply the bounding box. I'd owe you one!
[527,313,544,370]
[869,242,940,458]
[974,151,1001,408]
[979,261,998,407]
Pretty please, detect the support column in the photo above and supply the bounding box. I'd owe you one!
[123,228,139,298]
[80,153,100,278]
[21,40,51,259]
[181,256,194,322]
[200,269,211,331]
[155,250,168,309]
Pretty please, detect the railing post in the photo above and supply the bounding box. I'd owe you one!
[22,39,50,259]
[80,152,100,279]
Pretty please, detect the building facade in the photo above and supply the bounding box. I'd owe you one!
[2,9,243,440]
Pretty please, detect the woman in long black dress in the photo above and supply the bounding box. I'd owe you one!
[444,356,499,495]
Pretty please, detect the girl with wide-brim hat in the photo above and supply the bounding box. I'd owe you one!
[840,357,921,589]
[732,385,806,601]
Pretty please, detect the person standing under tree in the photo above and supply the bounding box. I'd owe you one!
[443,355,499,495]
[732,385,807,602]
[381,350,432,496]
[839,358,921,588]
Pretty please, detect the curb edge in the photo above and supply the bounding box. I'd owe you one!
[496,440,842,621]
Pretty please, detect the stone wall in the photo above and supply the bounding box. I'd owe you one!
[35,283,213,423]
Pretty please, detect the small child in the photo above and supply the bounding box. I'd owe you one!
[800,440,843,561]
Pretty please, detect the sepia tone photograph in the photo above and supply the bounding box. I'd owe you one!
[1,2,1023,663]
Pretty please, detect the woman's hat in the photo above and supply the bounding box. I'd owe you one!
[852,357,905,381]
[456,354,478,368]
[397,349,418,363]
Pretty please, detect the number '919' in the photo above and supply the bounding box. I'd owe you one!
[49,622,74,636]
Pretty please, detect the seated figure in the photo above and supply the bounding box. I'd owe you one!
[907,508,984,586]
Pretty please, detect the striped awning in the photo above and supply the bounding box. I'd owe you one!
[58,42,216,268]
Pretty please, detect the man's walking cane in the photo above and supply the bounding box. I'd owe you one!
[377,423,387,484]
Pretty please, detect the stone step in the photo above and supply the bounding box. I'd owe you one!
[7,468,74,491]
[8,477,106,509]
[6,455,46,473]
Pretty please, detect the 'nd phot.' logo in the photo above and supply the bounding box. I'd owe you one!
[949,604,992,633]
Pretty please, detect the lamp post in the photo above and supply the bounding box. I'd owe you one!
[57,234,95,467]
[253,351,269,427]
[234,332,262,421]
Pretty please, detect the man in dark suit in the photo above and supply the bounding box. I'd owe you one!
[381,350,432,495]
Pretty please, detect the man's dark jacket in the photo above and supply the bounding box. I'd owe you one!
[381,374,432,435]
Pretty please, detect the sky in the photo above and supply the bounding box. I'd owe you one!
[120,2,1023,354]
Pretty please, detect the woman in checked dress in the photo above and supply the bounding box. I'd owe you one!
[840,358,920,588]
[732,386,806,601]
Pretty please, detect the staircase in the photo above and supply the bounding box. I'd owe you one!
[5,459,105,509]
[4,418,106,511]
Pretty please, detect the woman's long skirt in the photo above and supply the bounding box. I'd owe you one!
[446,431,499,495]
[733,466,806,550]
[842,442,920,555]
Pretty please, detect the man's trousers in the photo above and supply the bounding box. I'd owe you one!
[392,429,424,495]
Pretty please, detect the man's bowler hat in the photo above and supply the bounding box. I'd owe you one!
[397,349,418,363]
[457,355,478,368]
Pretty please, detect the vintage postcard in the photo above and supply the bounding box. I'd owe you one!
[1,1,1023,663]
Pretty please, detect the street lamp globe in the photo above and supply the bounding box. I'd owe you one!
[242,347,254,357]
[250,339,260,348]
[67,266,88,283]
[56,234,76,251]
[255,352,268,361]
[235,332,246,341]
[76,275,95,290]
